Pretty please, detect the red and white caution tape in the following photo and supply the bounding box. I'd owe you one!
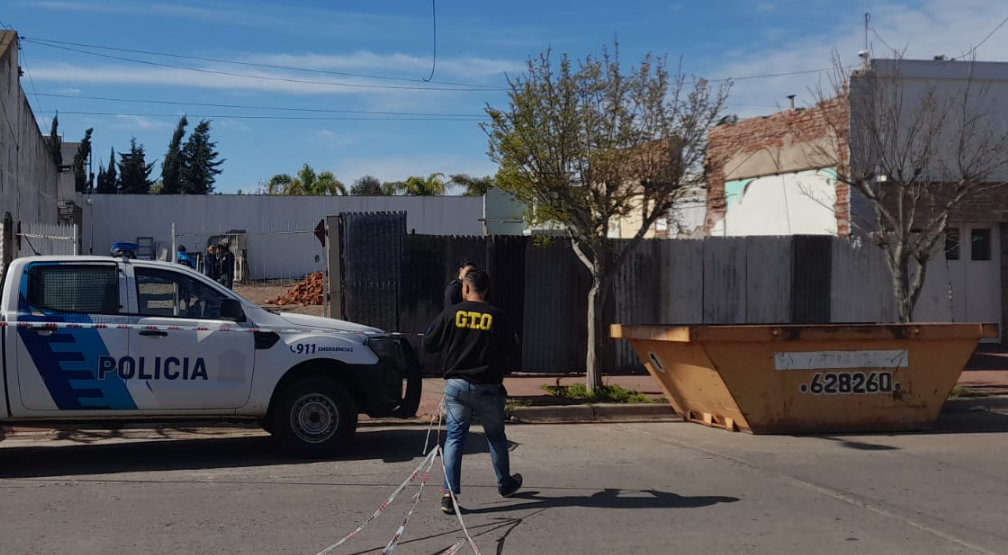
[313,395,484,555]
[381,450,439,555]
[313,448,438,555]
[4,320,427,338]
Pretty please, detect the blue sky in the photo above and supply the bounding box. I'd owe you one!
[5,0,1008,193]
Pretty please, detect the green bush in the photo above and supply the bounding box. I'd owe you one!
[541,383,654,404]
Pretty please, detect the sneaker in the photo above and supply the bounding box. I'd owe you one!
[498,473,523,497]
[440,494,458,515]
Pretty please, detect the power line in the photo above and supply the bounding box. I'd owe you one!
[422,0,437,82]
[870,28,899,54]
[953,12,1008,60]
[41,110,487,122]
[35,92,486,118]
[17,43,48,129]
[22,36,504,91]
[23,35,871,92]
[709,67,835,82]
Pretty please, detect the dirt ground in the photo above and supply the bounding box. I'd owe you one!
[233,283,324,317]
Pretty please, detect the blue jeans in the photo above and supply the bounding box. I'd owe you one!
[442,378,511,496]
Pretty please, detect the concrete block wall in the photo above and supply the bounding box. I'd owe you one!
[0,32,60,238]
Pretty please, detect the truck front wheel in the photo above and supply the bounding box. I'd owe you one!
[272,378,357,458]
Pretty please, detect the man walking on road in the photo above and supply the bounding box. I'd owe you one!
[423,269,522,515]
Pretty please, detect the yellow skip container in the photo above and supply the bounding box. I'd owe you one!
[611,323,997,434]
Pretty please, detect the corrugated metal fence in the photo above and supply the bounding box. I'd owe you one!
[340,232,906,374]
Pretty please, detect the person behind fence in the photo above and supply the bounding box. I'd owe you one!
[443,259,477,309]
[204,245,220,282]
[218,242,235,289]
[423,268,522,515]
[176,245,194,268]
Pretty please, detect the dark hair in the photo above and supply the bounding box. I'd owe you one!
[459,259,477,270]
[463,269,490,294]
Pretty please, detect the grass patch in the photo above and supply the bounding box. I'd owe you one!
[949,385,990,399]
[505,398,533,418]
[541,383,655,404]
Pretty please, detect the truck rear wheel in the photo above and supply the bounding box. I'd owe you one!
[272,378,357,458]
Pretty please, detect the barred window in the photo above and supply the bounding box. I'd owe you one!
[26,264,120,315]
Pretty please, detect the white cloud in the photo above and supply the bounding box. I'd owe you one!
[111,114,173,130]
[313,129,356,149]
[244,51,522,80]
[26,49,518,95]
[215,119,252,132]
[19,0,413,36]
[712,0,1008,118]
[56,87,81,95]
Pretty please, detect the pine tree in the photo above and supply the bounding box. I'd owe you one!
[161,116,188,194]
[95,147,118,194]
[95,164,107,194]
[48,112,62,166]
[180,120,224,194]
[72,128,94,193]
[117,137,155,194]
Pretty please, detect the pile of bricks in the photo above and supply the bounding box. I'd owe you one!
[270,272,324,306]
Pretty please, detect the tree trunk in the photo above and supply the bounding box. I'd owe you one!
[586,274,606,393]
[892,255,913,323]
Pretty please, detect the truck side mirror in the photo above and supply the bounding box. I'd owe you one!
[220,299,246,323]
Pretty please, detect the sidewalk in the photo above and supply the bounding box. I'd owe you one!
[960,344,1008,394]
[409,374,666,419]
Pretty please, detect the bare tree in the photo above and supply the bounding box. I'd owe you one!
[484,43,729,391]
[805,54,1008,322]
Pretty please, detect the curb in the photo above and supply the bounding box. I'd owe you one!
[510,403,680,424]
[0,404,683,441]
[942,395,1008,413]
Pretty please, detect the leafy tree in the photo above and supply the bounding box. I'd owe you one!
[181,119,224,194]
[161,115,188,194]
[350,175,396,195]
[484,43,729,391]
[117,137,155,194]
[805,54,1008,322]
[95,147,118,194]
[266,164,347,195]
[450,173,495,197]
[47,112,62,166]
[400,172,445,196]
[72,128,93,193]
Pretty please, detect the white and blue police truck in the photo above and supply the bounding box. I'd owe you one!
[0,256,421,457]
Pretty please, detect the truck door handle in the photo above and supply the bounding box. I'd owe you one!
[139,329,168,337]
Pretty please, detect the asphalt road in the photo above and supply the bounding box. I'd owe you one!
[2,411,1008,555]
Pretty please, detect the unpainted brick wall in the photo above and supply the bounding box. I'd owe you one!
[705,97,850,235]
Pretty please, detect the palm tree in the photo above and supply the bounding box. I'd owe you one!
[450,173,495,197]
[266,164,347,195]
[400,172,446,196]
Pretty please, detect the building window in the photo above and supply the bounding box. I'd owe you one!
[945,228,960,260]
[971,228,992,261]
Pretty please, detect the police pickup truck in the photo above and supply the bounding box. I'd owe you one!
[0,256,421,457]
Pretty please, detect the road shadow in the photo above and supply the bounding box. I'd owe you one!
[928,408,1008,434]
[819,436,900,451]
[464,488,739,515]
[0,427,494,478]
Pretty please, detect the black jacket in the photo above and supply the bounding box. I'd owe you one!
[443,279,462,308]
[423,300,517,385]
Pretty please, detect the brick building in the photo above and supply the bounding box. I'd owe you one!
[705,58,1008,337]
